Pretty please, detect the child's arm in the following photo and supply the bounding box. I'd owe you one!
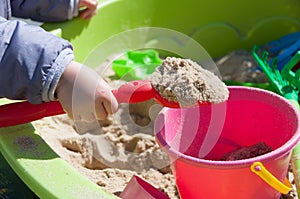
[0,16,118,120]
[10,0,98,22]
[0,17,73,103]
[11,0,78,22]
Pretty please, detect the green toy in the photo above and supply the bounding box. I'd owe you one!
[281,50,300,92]
[252,45,299,106]
[112,50,162,80]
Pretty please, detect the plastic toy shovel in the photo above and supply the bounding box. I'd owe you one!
[120,175,170,199]
[0,80,209,127]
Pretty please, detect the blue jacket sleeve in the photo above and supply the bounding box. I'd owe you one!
[10,0,78,22]
[0,17,74,104]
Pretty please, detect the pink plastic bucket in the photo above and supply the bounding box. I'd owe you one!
[154,86,300,199]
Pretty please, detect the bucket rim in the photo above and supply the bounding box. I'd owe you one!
[155,86,300,169]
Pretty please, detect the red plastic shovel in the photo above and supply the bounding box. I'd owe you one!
[0,80,210,127]
[120,175,170,199]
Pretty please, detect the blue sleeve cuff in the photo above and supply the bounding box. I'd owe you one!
[42,48,74,102]
[68,0,79,20]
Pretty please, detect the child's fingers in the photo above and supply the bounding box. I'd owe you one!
[79,0,98,20]
[79,9,97,20]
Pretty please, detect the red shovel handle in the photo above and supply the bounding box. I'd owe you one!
[112,80,154,103]
[0,101,65,127]
[0,80,155,127]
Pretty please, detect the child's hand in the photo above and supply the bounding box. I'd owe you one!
[78,0,98,20]
[56,61,118,121]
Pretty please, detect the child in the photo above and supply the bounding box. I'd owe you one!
[0,0,118,121]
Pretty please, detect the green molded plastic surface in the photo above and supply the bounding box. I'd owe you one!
[0,151,36,199]
[1,0,300,198]
[112,49,162,80]
[43,0,300,63]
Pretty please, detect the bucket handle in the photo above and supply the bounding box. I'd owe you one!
[250,162,292,194]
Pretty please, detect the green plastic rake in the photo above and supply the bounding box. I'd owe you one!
[252,45,299,106]
[281,50,300,93]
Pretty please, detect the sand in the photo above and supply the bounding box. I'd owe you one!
[32,50,297,199]
[149,57,229,106]
[221,142,273,161]
[32,100,178,197]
